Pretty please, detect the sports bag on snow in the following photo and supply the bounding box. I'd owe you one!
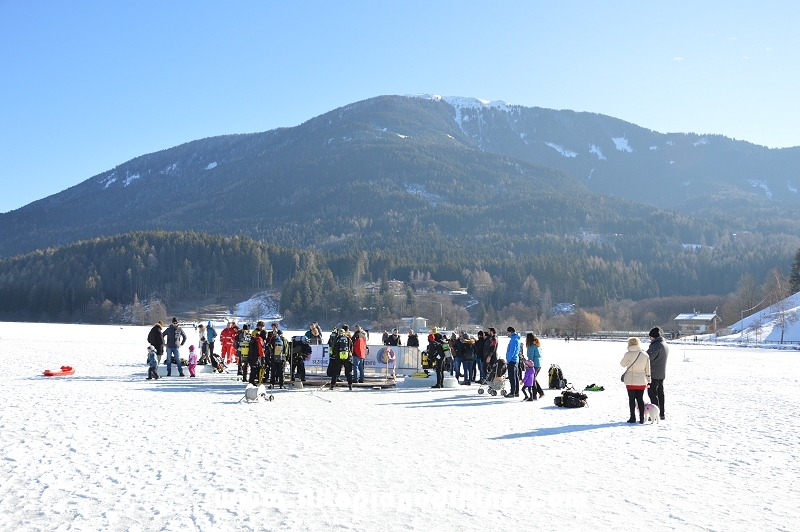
[556,389,588,408]
[548,364,567,389]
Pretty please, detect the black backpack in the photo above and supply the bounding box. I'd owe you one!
[548,364,567,389]
[336,335,351,359]
[555,389,588,408]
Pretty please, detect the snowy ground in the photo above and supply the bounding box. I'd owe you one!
[2,322,799,531]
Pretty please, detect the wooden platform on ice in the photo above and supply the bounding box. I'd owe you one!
[290,376,397,389]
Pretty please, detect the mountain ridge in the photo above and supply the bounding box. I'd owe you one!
[1,94,799,259]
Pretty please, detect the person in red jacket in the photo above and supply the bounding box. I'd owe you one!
[220,321,238,365]
[352,325,368,383]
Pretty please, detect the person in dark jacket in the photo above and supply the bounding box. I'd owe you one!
[429,332,447,389]
[386,329,401,346]
[236,324,252,382]
[460,334,476,385]
[147,321,165,363]
[162,317,187,377]
[483,328,498,368]
[269,323,287,389]
[406,329,420,347]
[329,325,354,390]
[473,331,487,382]
[647,326,670,420]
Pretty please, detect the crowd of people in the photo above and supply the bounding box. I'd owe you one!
[146,318,306,388]
[422,326,546,401]
[145,318,670,421]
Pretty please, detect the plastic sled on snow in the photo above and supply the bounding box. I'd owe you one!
[43,366,75,377]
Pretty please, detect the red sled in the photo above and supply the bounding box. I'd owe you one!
[43,366,75,377]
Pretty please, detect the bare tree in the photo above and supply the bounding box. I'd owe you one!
[764,269,798,344]
[750,313,765,345]
[567,308,601,338]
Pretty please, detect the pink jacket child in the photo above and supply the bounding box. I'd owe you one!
[187,345,198,377]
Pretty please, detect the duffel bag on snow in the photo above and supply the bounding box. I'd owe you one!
[557,389,588,408]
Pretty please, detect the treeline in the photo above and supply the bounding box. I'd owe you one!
[0,231,298,322]
[1,229,798,329]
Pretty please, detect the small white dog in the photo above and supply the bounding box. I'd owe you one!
[643,403,660,424]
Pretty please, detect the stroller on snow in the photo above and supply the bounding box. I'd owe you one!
[478,359,508,396]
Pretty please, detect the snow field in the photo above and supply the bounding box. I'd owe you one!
[1,322,798,531]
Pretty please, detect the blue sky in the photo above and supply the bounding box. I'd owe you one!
[1,1,798,213]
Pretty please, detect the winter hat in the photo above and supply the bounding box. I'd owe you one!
[649,327,662,339]
[189,345,195,351]
[207,321,212,327]
[526,359,534,367]
[172,317,178,324]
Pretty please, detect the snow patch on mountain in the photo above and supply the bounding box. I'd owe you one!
[748,179,773,198]
[396,134,409,139]
[404,184,442,206]
[123,173,140,187]
[612,137,633,153]
[406,94,513,138]
[589,144,606,160]
[545,142,577,158]
[205,162,217,170]
[682,180,691,186]
[588,168,595,180]
[693,138,709,146]
[99,173,116,189]
[650,146,658,150]
[161,163,178,175]
[788,181,797,194]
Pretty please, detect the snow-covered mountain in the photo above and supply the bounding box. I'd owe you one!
[1,94,799,257]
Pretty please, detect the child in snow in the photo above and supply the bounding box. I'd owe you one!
[187,345,198,377]
[522,359,536,401]
[147,346,159,380]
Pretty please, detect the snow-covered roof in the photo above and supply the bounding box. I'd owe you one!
[674,313,718,322]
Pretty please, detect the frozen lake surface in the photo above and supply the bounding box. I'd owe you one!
[1,322,798,531]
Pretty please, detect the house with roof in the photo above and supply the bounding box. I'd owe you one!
[400,316,428,333]
[674,310,722,336]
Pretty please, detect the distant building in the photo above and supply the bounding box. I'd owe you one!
[400,316,428,333]
[363,279,406,295]
[674,311,721,335]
